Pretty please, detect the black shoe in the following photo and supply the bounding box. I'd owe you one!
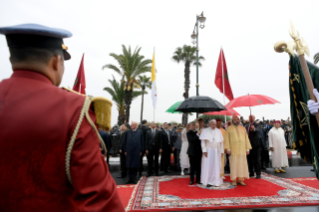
[196,181,202,184]
[256,175,261,179]
[249,174,254,177]
[155,173,160,176]
[189,181,194,185]
[146,173,152,177]
[166,170,172,173]
[311,169,314,172]
[132,180,137,184]
[139,172,142,176]
[261,166,267,170]
[207,184,212,188]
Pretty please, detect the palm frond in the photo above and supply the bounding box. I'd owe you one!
[314,52,319,64]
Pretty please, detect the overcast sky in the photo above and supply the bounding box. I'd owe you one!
[1,0,319,125]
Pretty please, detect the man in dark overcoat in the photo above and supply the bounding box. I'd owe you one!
[145,121,162,177]
[160,122,174,174]
[187,122,202,185]
[123,122,144,184]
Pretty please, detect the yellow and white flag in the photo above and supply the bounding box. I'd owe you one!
[151,51,157,109]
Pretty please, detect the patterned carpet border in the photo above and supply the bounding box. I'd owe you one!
[287,177,318,181]
[127,173,319,211]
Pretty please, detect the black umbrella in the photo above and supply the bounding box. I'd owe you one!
[174,96,226,113]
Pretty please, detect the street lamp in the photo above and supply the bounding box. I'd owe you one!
[190,11,206,98]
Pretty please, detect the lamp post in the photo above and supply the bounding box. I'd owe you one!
[191,12,206,118]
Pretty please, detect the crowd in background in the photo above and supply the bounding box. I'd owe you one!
[98,116,294,184]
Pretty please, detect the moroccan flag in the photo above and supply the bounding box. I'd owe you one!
[215,48,234,101]
[151,51,157,109]
[73,54,86,94]
[289,55,319,178]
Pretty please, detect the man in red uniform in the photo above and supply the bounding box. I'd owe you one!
[0,24,124,212]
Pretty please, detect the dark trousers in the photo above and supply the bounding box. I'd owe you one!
[161,147,171,172]
[261,149,269,168]
[174,148,181,169]
[119,152,127,176]
[225,154,230,173]
[248,146,262,176]
[139,152,145,174]
[128,168,138,181]
[189,154,201,182]
[147,148,159,174]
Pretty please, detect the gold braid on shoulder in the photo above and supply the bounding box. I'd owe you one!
[62,87,112,185]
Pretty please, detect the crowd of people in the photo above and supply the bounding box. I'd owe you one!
[99,115,290,186]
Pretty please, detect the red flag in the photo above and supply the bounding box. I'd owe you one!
[73,54,86,94]
[214,48,234,101]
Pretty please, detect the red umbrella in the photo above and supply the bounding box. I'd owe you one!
[225,94,280,114]
[203,106,240,116]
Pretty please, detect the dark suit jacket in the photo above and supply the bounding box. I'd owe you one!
[140,125,150,153]
[145,128,162,151]
[99,129,109,149]
[245,122,266,148]
[161,128,174,151]
[118,130,128,151]
[187,130,202,156]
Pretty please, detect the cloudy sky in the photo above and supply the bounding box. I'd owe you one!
[1,0,319,125]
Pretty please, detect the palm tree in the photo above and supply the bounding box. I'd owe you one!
[137,75,152,123]
[314,53,319,64]
[103,45,152,123]
[103,76,144,125]
[172,45,205,125]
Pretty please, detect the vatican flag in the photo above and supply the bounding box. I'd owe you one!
[151,51,157,109]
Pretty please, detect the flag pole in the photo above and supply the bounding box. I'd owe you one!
[221,48,226,124]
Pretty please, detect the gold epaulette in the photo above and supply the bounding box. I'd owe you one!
[62,87,112,185]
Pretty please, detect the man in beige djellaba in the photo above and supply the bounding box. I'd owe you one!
[225,115,252,186]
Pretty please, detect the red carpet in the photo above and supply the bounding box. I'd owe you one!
[160,176,285,199]
[126,173,319,211]
[287,177,319,190]
[117,185,136,209]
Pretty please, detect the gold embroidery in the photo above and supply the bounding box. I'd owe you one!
[300,101,310,126]
[293,74,300,83]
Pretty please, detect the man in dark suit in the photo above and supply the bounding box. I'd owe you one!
[245,115,268,171]
[123,122,144,184]
[160,122,174,174]
[117,124,130,178]
[187,122,202,185]
[145,121,162,177]
[139,120,150,176]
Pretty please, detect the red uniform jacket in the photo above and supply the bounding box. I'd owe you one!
[0,70,125,212]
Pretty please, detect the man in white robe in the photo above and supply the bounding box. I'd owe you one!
[269,120,289,173]
[199,120,224,187]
